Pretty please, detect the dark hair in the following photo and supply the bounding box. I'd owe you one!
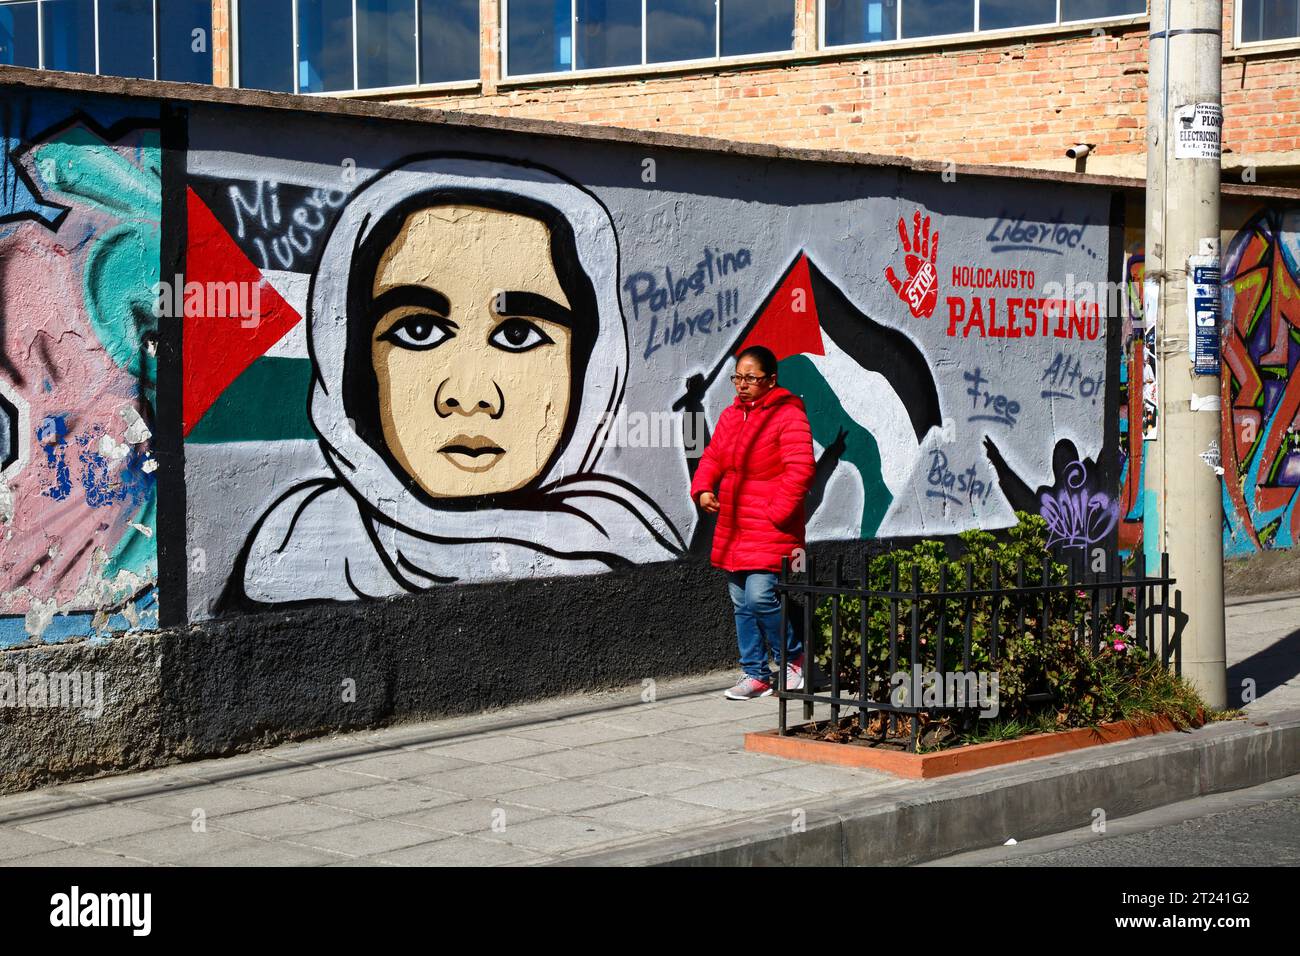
[339,188,599,508]
[736,345,778,377]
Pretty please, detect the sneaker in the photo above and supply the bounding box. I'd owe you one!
[784,654,805,691]
[724,676,773,700]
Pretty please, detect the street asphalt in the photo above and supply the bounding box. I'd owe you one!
[921,774,1300,866]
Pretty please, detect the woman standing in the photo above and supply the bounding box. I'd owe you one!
[691,346,816,699]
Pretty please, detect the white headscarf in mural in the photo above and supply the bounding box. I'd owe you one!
[234,156,684,605]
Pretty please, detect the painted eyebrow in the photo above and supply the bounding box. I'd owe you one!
[495,291,573,328]
[371,285,452,321]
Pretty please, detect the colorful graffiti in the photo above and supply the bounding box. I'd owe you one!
[1222,209,1300,555]
[1120,207,1300,561]
[0,108,160,646]
[1117,244,1148,556]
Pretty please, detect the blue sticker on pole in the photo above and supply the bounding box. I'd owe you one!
[1187,255,1220,375]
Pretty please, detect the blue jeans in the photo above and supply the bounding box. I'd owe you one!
[727,571,803,683]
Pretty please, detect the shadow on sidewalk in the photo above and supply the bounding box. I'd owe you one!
[1228,627,1300,707]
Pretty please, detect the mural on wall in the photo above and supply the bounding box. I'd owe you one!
[0,104,160,646]
[196,157,688,608]
[1222,208,1300,555]
[174,114,1114,621]
[0,91,1116,630]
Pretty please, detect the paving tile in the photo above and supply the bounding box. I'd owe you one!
[290,819,444,857]
[308,783,465,817]
[508,719,647,746]
[94,823,268,865]
[122,786,294,821]
[659,724,750,751]
[0,793,86,827]
[596,707,711,734]
[0,826,72,861]
[496,780,642,814]
[389,799,545,836]
[666,749,804,777]
[658,698,772,722]
[752,764,894,794]
[316,751,474,780]
[57,771,197,802]
[372,835,545,866]
[165,754,299,782]
[502,748,630,779]
[2,846,149,866]
[581,763,731,796]
[581,735,717,765]
[416,735,567,764]
[324,858,397,866]
[196,841,344,867]
[576,796,733,832]
[16,805,176,845]
[217,802,363,838]
[671,777,822,813]
[232,766,383,799]
[476,815,644,854]
[405,763,560,799]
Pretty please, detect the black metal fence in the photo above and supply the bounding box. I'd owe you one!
[773,548,1185,752]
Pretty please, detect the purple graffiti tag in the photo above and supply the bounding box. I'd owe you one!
[1039,460,1120,550]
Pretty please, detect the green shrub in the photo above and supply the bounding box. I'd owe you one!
[806,512,1210,745]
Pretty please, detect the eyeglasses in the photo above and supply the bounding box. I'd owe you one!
[730,374,771,385]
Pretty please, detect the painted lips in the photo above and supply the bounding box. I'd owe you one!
[439,434,505,472]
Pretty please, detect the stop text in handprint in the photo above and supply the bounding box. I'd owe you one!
[885,210,940,319]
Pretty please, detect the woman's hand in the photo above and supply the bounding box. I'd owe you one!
[697,491,721,514]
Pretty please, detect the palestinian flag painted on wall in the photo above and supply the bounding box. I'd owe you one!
[709,252,942,538]
[181,182,332,443]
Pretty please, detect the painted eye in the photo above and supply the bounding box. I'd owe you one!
[382,314,453,350]
[490,318,553,353]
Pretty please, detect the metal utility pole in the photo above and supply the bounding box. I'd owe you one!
[1144,0,1227,709]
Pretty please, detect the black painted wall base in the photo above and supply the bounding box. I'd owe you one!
[1,556,741,793]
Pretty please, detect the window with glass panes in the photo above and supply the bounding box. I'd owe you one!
[822,0,1146,46]
[0,0,213,82]
[235,0,478,94]
[503,0,798,77]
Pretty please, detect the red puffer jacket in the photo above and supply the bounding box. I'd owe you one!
[690,385,816,572]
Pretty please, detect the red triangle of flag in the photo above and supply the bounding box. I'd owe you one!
[736,253,824,360]
[182,188,303,436]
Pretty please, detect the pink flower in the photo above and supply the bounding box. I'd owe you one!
[1113,624,1125,635]
[1113,641,1127,652]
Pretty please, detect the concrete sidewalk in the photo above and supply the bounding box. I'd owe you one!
[1,592,1297,867]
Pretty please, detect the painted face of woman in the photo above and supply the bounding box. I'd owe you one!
[369,204,574,498]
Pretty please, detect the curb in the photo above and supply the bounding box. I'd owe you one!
[561,709,1300,866]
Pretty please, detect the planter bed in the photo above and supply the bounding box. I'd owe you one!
[745,714,1185,779]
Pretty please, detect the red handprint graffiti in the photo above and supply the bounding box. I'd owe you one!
[885,210,940,319]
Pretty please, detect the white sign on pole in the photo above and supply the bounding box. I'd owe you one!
[1174,103,1222,160]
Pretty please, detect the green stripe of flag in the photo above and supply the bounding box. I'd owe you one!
[779,353,892,538]
[186,357,315,444]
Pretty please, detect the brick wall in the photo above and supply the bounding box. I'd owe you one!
[212,0,230,88]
